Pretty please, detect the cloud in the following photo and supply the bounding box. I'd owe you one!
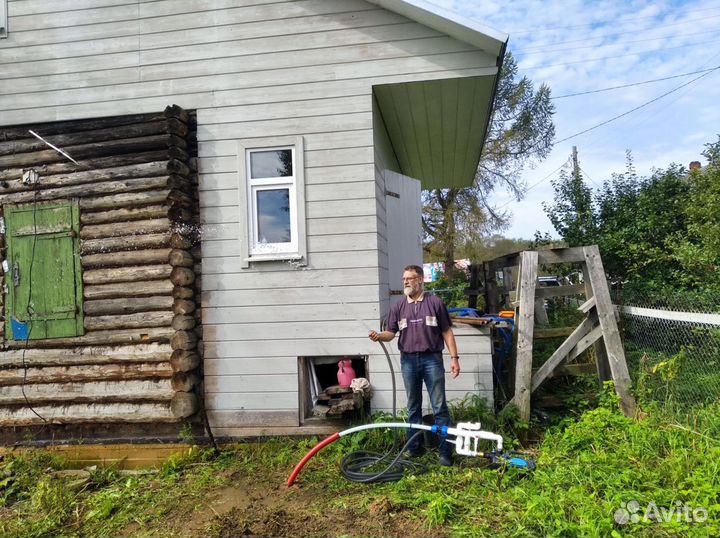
[428,0,720,238]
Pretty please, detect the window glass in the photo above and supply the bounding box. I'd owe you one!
[250,150,292,178]
[256,188,291,244]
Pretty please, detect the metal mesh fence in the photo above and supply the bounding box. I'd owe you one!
[616,291,720,409]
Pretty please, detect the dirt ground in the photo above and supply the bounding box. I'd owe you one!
[146,467,445,538]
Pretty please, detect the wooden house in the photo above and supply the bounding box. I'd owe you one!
[0,0,507,442]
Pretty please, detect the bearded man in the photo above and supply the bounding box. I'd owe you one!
[368,264,460,466]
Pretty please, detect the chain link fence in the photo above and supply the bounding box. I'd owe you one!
[615,290,720,409]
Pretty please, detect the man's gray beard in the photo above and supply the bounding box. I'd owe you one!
[403,286,413,297]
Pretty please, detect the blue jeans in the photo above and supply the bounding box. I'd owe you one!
[400,351,452,457]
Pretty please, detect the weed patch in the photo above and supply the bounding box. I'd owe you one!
[1,403,718,537]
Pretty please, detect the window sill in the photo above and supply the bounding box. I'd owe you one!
[245,254,305,265]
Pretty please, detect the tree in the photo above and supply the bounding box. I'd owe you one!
[543,165,596,247]
[544,151,693,290]
[670,137,720,291]
[422,52,555,274]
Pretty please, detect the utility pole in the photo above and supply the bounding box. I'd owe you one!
[572,145,579,180]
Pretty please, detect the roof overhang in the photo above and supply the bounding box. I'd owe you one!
[365,0,508,60]
[374,73,499,190]
[367,0,508,190]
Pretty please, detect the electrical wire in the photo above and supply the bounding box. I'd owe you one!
[518,39,720,71]
[551,67,720,99]
[516,26,720,55]
[554,66,719,145]
[510,5,720,34]
[20,189,48,426]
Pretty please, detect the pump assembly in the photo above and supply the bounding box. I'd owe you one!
[287,421,534,486]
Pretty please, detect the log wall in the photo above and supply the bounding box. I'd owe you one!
[0,106,201,434]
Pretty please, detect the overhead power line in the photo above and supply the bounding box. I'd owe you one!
[511,5,720,34]
[518,38,720,71]
[515,17,720,53]
[554,66,720,145]
[517,28,720,56]
[551,67,720,99]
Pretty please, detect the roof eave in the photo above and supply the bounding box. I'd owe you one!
[365,0,509,61]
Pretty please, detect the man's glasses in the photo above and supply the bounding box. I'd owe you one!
[402,276,421,282]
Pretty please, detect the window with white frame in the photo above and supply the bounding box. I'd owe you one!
[238,137,306,266]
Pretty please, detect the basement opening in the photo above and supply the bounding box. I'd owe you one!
[298,355,368,424]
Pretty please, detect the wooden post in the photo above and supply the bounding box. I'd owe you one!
[468,263,480,309]
[484,261,499,313]
[582,263,612,383]
[511,250,538,424]
[583,245,637,417]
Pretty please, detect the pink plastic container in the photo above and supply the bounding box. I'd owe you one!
[337,359,356,387]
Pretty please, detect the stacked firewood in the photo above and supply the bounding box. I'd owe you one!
[316,385,364,417]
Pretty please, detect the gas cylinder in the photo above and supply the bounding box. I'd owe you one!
[337,359,356,387]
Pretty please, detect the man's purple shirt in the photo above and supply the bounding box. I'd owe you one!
[386,293,452,353]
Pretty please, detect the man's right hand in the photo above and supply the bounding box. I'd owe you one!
[368,330,381,342]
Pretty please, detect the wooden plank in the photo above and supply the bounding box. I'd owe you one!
[450,316,490,326]
[537,247,587,264]
[533,362,598,379]
[583,245,637,417]
[204,374,298,393]
[80,218,173,240]
[0,379,175,405]
[80,232,172,255]
[82,248,173,268]
[0,443,194,470]
[534,326,576,339]
[4,327,174,348]
[201,284,379,308]
[0,135,176,168]
[582,260,611,383]
[621,305,720,326]
[0,403,176,426]
[84,280,174,300]
[81,205,170,225]
[85,311,174,331]
[511,250,538,423]
[578,296,596,313]
[0,123,182,157]
[0,362,173,386]
[83,265,172,285]
[205,391,298,411]
[534,284,585,298]
[203,320,375,342]
[530,316,600,392]
[566,324,604,363]
[206,409,299,428]
[83,295,175,316]
[202,303,379,325]
[1,176,178,205]
[0,343,172,367]
[200,266,375,290]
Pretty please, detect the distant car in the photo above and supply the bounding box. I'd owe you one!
[538,276,564,287]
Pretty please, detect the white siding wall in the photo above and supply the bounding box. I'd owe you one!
[0,0,496,434]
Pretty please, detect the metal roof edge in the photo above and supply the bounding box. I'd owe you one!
[365,0,508,59]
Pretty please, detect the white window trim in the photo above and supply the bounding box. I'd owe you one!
[237,136,306,268]
[0,0,7,39]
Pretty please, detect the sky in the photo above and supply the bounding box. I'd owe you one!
[427,0,720,239]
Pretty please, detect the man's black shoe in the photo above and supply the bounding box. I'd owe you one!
[439,454,453,467]
[403,447,426,458]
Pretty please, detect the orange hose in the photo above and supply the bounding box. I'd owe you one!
[287,432,341,486]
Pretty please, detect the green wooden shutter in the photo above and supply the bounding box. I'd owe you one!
[5,201,83,340]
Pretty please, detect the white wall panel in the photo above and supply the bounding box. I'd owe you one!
[0,0,497,434]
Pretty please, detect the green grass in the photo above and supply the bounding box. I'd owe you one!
[1,395,719,538]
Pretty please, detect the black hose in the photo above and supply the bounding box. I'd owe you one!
[378,341,396,417]
[340,431,427,483]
